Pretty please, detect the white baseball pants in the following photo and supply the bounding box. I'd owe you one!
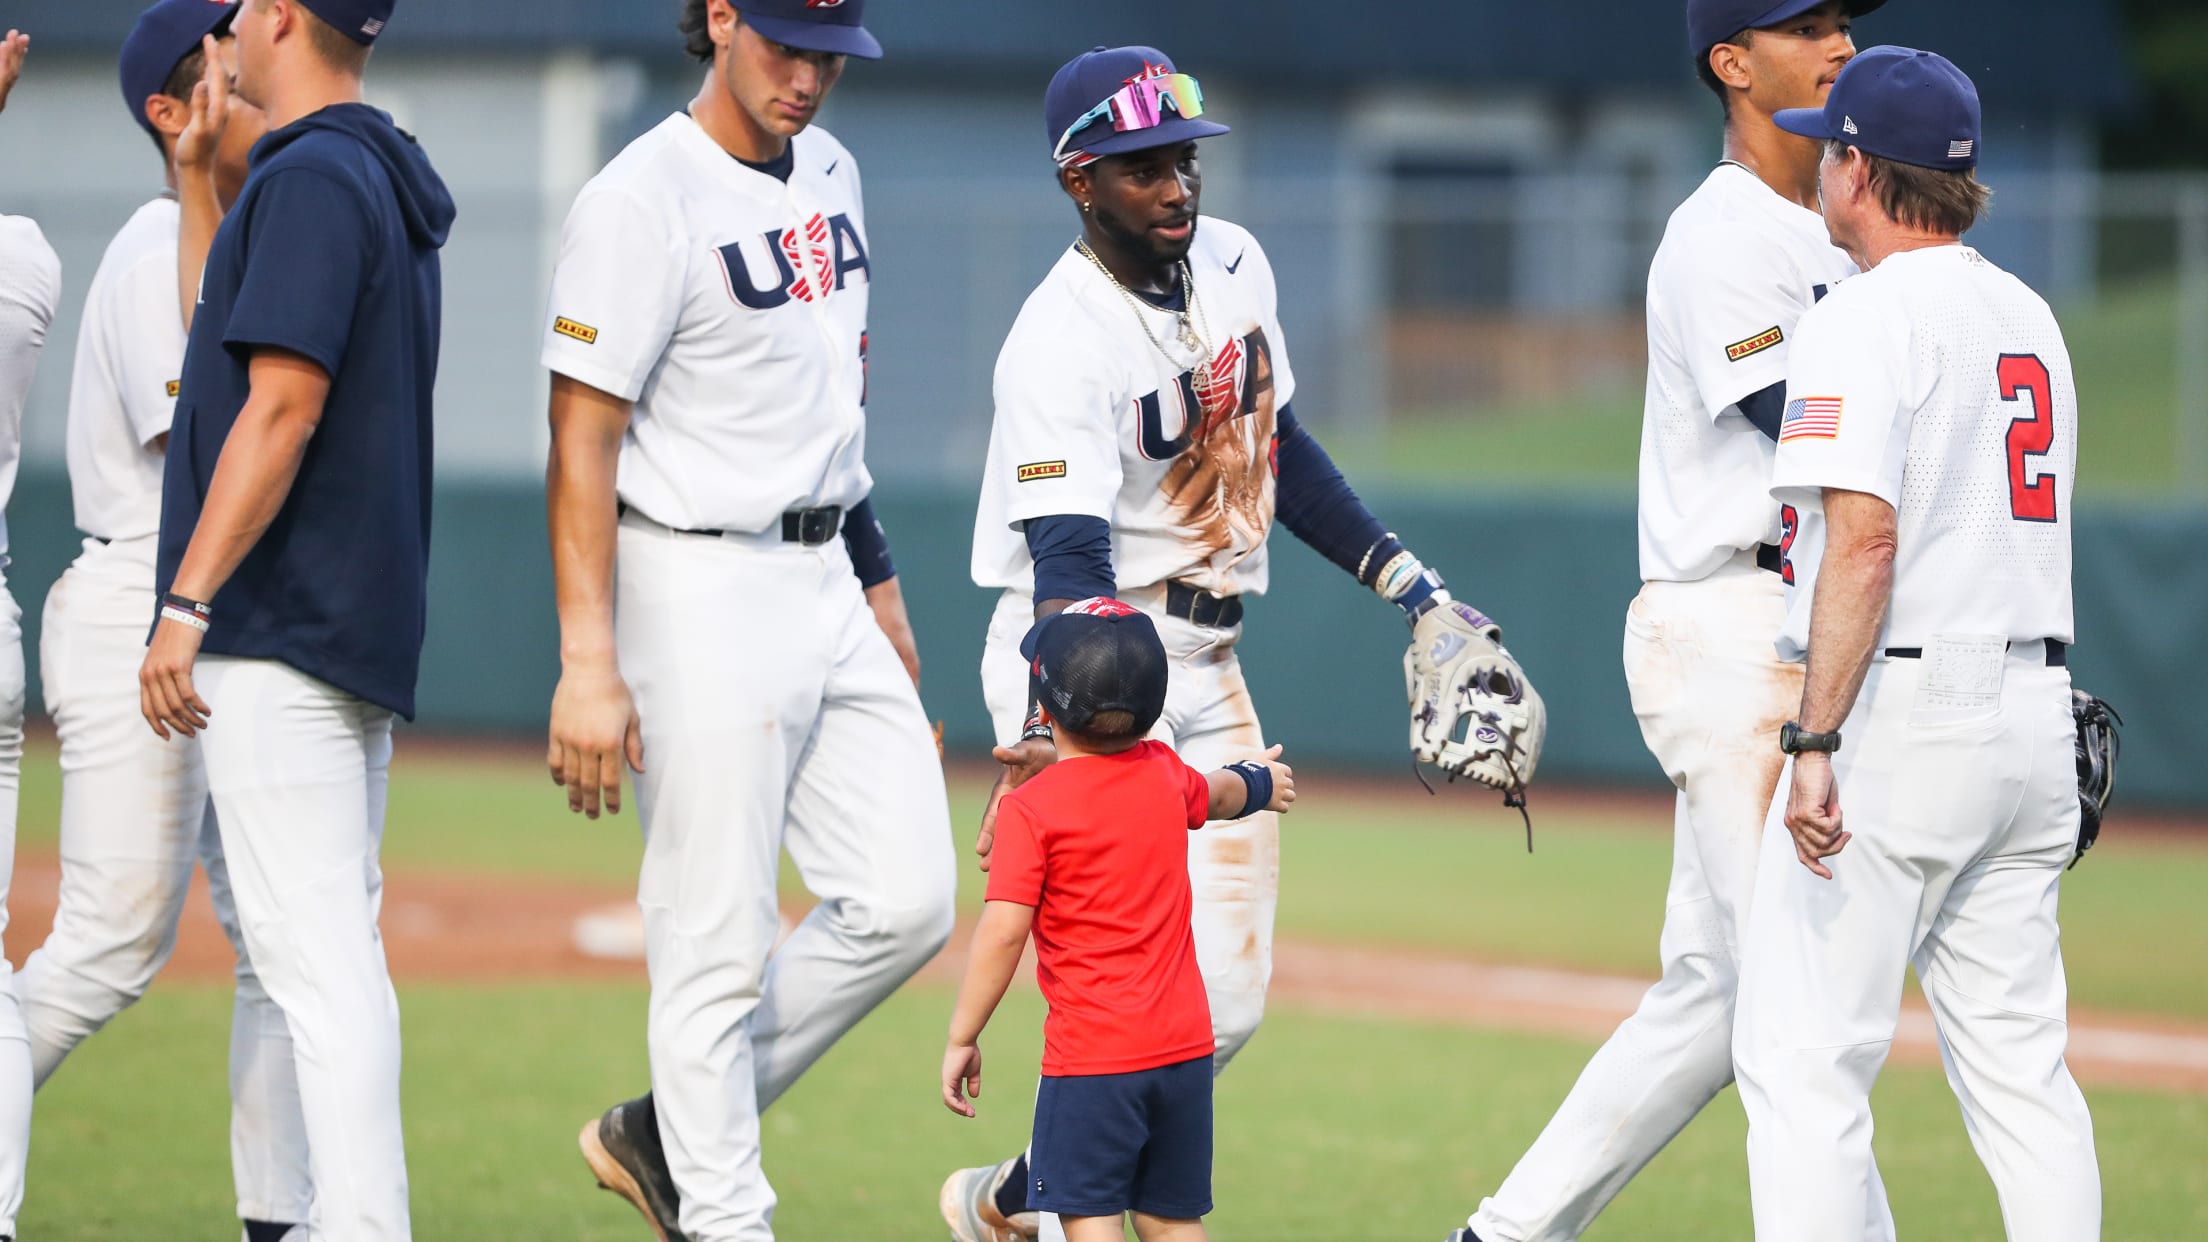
[194,655,408,1241]
[1469,555,1892,1242]
[1735,652,2099,1242]
[17,535,310,1224]
[616,515,956,1242]
[0,574,34,1238]
[982,587,1281,1072]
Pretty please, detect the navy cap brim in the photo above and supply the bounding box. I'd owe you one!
[742,12,882,60]
[1080,117,1232,158]
[126,1,240,138]
[1694,0,1888,57]
[1772,105,1835,141]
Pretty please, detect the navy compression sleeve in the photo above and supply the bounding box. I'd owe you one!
[1025,513,1115,604]
[1738,382,1786,443]
[841,496,897,588]
[1273,404,1447,618]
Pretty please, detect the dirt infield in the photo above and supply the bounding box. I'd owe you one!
[10,849,2206,1096]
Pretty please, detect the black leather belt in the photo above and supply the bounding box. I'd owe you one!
[1755,542,1783,575]
[1884,639,2067,668]
[1164,581,1243,629]
[620,502,843,546]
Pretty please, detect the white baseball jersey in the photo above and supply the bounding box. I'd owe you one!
[542,114,872,534]
[0,214,62,558]
[1640,163,1858,583]
[65,196,186,545]
[971,217,1295,598]
[1773,244,2075,660]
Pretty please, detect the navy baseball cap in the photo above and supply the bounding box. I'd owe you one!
[1022,598,1169,738]
[296,0,395,46]
[1688,0,1885,57]
[1775,45,1981,170]
[738,0,882,61]
[119,0,236,137]
[1046,46,1229,163]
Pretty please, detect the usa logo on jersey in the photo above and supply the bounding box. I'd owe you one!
[716,214,871,310]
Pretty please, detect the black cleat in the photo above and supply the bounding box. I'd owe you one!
[579,1092,686,1242]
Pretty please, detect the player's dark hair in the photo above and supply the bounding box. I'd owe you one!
[1829,141,1992,235]
[147,44,209,158]
[1695,30,1754,120]
[679,0,714,63]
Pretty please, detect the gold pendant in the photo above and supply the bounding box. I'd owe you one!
[1175,316,1203,352]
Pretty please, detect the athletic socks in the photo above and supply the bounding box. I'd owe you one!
[243,1220,301,1242]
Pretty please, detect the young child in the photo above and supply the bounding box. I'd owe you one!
[940,597,1295,1242]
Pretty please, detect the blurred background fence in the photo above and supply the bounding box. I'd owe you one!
[2,0,2202,804]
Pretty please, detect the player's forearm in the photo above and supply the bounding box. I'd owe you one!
[1273,407,1449,621]
[167,382,322,602]
[948,903,1032,1045]
[177,165,222,332]
[545,378,629,670]
[1797,490,1898,734]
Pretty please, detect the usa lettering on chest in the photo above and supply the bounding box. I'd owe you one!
[1135,328,1270,461]
[715,212,871,310]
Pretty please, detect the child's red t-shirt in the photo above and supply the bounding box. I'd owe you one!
[984,739,1216,1076]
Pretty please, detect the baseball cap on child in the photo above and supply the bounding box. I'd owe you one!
[1774,45,1982,170]
[1023,598,1169,738]
[119,0,237,137]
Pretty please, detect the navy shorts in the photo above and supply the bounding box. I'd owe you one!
[1028,1055,1213,1219]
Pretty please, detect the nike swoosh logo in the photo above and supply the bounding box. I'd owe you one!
[1226,250,1245,274]
[825,159,840,176]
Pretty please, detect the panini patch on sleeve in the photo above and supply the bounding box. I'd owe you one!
[165,380,181,398]
[1725,325,1785,362]
[553,317,599,345]
[1016,460,1068,483]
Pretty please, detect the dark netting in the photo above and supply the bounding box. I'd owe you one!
[1039,617,1168,737]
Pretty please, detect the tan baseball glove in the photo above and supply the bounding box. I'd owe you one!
[1404,601,1546,799]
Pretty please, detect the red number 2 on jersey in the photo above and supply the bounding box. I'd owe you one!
[1999,353,2059,523]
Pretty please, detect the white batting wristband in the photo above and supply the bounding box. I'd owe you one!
[1374,551,1425,602]
[159,604,211,633]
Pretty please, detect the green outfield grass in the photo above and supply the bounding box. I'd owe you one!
[21,742,2208,1021]
[18,979,2208,1240]
[1332,278,2189,497]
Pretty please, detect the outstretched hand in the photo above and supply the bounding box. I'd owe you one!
[0,30,31,115]
[175,34,231,174]
[974,735,1055,872]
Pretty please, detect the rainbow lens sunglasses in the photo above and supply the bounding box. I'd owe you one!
[1052,73,1208,163]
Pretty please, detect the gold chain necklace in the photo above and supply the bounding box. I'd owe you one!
[1075,239,1213,361]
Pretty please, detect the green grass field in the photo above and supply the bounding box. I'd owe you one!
[1333,278,2191,499]
[12,743,2208,1237]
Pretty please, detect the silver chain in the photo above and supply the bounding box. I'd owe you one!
[1075,239,1213,364]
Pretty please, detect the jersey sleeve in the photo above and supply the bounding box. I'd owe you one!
[1668,228,1814,421]
[540,183,684,402]
[109,246,190,447]
[223,169,374,376]
[1771,295,1913,508]
[982,797,1045,907]
[0,216,61,416]
[987,317,1124,528]
[1180,756,1213,830]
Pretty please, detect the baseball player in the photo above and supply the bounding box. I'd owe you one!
[139,0,452,1235]
[12,8,315,1240]
[541,2,954,1239]
[0,25,58,1238]
[943,44,1544,1242]
[1441,4,1898,1240]
[1735,47,2099,1241]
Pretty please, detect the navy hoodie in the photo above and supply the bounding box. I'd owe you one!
[161,102,456,719]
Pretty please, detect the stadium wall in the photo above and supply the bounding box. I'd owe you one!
[7,474,2200,810]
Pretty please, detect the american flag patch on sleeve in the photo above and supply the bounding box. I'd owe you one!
[1780,396,1844,441]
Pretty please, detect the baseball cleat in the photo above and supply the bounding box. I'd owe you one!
[580,1093,686,1242]
[939,1157,1039,1242]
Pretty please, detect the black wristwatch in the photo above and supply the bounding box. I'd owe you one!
[1779,721,1842,755]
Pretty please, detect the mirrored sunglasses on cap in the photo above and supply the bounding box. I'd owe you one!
[1052,72,1207,163]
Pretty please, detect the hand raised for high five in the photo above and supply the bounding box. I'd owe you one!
[0,29,31,115]
[175,34,231,174]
